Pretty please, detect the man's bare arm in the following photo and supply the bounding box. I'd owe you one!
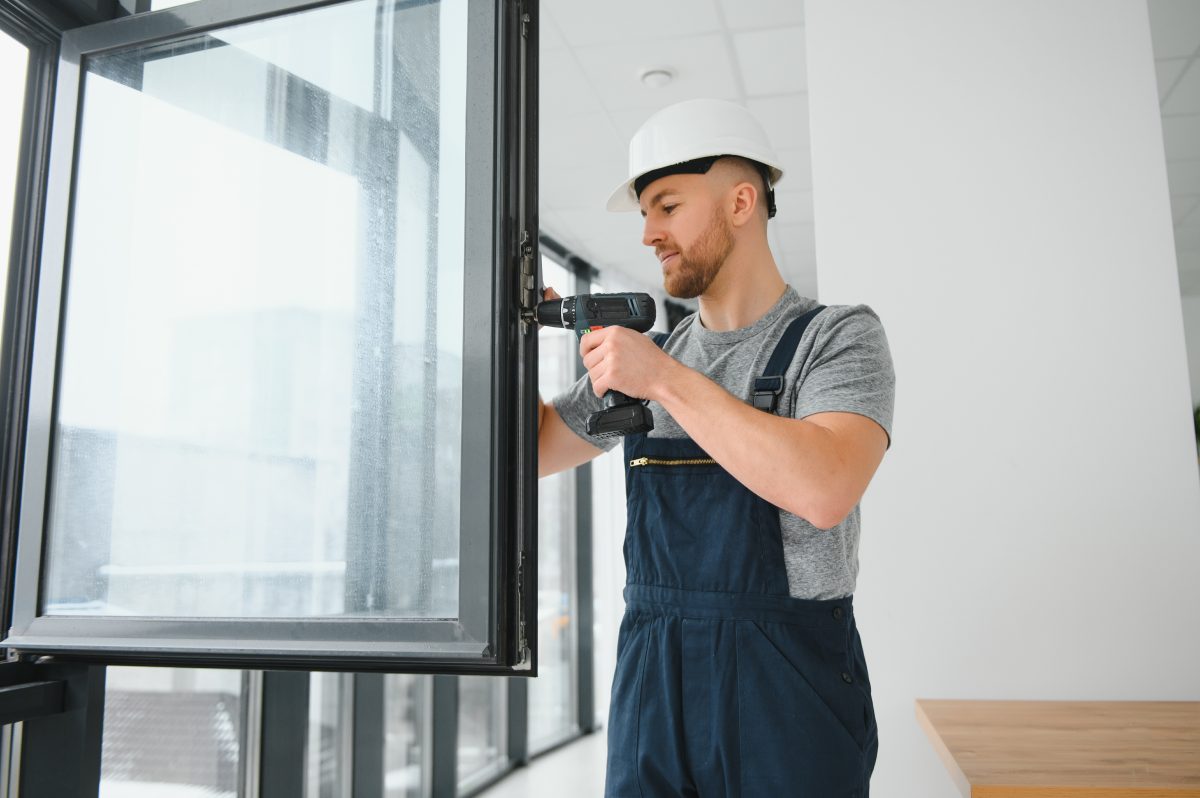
[538,396,605,478]
[579,325,887,529]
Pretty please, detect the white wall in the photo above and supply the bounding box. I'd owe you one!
[805,2,1200,796]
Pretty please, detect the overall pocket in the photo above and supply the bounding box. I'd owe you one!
[625,459,787,594]
[734,619,867,796]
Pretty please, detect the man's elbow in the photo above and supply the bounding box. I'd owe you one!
[808,510,847,532]
[790,497,853,532]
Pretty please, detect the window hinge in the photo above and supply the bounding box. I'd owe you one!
[519,229,537,331]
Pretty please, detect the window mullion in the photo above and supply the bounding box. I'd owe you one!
[350,672,384,798]
[259,670,309,798]
[429,674,457,798]
[506,676,528,766]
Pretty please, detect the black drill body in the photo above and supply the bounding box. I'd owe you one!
[536,293,657,438]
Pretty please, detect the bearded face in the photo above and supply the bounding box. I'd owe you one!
[659,205,735,299]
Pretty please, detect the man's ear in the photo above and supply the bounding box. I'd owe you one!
[729,180,759,228]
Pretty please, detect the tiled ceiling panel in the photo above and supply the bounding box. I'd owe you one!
[1156,57,1189,101]
[1160,113,1200,161]
[746,95,811,153]
[1150,0,1200,295]
[1163,59,1200,115]
[551,0,721,47]
[1167,158,1200,196]
[717,0,805,31]
[572,35,742,112]
[540,10,568,51]
[733,27,808,95]
[1149,0,1200,58]
[540,48,607,116]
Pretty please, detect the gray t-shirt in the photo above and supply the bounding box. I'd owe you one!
[551,286,895,600]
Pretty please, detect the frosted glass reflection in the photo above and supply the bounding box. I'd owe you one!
[1,31,28,347]
[101,667,244,798]
[43,0,467,620]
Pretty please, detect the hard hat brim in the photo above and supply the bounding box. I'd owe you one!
[606,179,639,213]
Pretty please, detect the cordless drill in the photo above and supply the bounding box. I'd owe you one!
[536,293,658,438]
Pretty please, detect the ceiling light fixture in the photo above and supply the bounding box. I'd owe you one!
[639,67,675,89]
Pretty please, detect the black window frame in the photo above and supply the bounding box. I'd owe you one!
[1,0,64,647]
[1,0,539,675]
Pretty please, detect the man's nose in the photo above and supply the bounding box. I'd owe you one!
[642,218,665,248]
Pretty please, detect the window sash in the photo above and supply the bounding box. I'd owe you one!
[2,0,536,673]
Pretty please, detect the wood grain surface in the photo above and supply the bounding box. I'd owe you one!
[915,699,1200,797]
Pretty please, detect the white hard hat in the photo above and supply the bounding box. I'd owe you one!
[606,98,784,216]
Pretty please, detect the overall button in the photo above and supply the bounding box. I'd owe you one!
[832,607,843,620]
[841,672,854,684]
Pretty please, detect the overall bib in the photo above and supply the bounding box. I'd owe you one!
[604,308,879,798]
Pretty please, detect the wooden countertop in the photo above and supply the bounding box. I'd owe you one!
[915,699,1200,797]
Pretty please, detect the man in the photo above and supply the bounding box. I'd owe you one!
[538,98,894,797]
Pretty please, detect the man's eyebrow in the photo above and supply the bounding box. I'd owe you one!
[639,188,676,217]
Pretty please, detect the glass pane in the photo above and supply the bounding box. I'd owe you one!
[305,673,350,798]
[100,667,245,798]
[529,257,578,750]
[41,0,469,620]
[384,675,430,798]
[456,675,506,788]
[0,31,28,352]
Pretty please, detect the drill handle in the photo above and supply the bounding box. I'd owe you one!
[603,389,633,410]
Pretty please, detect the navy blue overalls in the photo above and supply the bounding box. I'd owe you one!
[604,307,878,798]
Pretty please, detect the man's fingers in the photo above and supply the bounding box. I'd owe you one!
[543,286,561,301]
[590,365,610,397]
[582,342,606,372]
[578,327,609,358]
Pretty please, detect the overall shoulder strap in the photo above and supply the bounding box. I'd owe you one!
[752,304,826,413]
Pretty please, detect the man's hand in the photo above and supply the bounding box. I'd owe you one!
[537,284,606,477]
[579,325,679,401]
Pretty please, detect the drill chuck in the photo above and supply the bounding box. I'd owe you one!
[536,296,576,329]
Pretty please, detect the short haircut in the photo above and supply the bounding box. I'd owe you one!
[633,154,776,219]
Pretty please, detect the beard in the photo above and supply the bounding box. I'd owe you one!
[661,207,735,299]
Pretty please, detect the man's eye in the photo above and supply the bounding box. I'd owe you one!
[663,204,678,214]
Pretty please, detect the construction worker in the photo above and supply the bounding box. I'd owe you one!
[538,98,894,796]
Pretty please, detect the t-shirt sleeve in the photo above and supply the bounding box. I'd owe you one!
[549,372,621,453]
[791,304,895,447]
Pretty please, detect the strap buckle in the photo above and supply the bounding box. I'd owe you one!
[752,375,784,412]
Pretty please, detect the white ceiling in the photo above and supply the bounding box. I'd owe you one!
[538,0,815,296]
[1150,0,1200,296]
[541,0,1200,299]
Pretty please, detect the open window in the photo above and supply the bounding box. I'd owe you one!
[3,0,538,673]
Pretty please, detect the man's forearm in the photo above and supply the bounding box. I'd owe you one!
[537,398,605,478]
[651,362,853,529]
